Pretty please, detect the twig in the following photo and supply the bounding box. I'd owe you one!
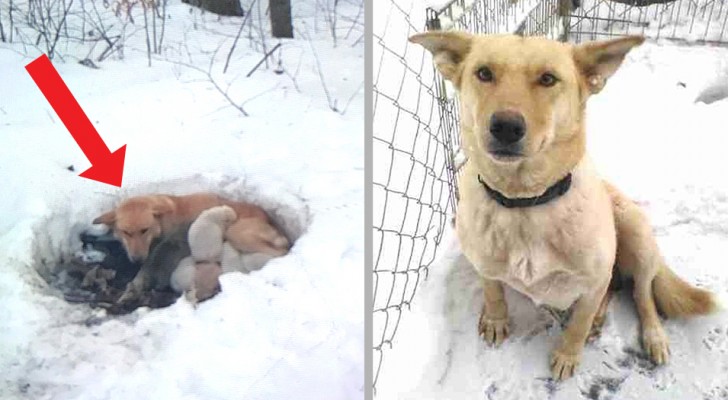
[166,49,250,117]
[142,3,151,66]
[343,0,363,40]
[48,0,74,59]
[301,28,337,112]
[246,42,281,78]
[158,0,166,53]
[223,0,258,74]
[340,80,363,115]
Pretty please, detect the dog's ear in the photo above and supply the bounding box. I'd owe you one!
[93,211,116,226]
[409,31,473,87]
[573,36,644,95]
[151,197,175,218]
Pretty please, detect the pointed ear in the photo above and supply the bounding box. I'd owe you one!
[93,211,116,225]
[409,31,473,88]
[151,197,175,218]
[572,36,644,94]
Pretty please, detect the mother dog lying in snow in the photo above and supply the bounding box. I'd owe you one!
[93,192,289,262]
[410,31,718,380]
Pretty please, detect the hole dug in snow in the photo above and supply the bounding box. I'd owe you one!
[32,175,310,315]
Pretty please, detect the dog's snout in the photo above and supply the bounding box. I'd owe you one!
[490,111,526,144]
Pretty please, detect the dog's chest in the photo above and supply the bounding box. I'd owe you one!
[456,169,614,310]
[461,208,588,309]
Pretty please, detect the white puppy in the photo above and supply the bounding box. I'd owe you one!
[171,256,195,294]
[221,242,275,274]
[188,205,237,263]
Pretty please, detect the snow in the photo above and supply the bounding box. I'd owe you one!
[0,0,363,399]
[375,0,728,398]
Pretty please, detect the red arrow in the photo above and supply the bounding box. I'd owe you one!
[25,54,126,187]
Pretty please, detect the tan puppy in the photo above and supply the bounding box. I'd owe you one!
[225,217,290,257]
[188,206,238,262]
[170,257,222,303]
[93,192,275,262]
[410,32,717,380]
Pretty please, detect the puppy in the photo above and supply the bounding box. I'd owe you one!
[117,223,191,305]
[188,205,237,263]
[221,242,275,274]
[170,257,222,303]
[225,217,290,257]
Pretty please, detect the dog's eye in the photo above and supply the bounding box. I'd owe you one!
[538,72,559,87]
[141,228,148,235]
[122,230,132,236]
[476,67,494,83]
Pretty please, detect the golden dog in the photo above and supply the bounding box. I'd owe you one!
[410,31,717,380]
[93,192,289,262]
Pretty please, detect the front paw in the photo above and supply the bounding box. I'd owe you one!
[478,314,509,346]
[550,349,581,380]
[642,327,670,365]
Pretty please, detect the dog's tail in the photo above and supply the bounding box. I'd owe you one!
[606,180,719,319]
[653,263,718,318]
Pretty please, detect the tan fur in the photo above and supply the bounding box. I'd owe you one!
[411,31,716,380]
[606,183,716,318]
[188,205,237,263]
[93,192,284,262]
[170,257,223,303]
[190,261,223,302]
[225,217,290,257]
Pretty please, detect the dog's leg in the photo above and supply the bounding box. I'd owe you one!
[633,270,670,364]
[551,278,609,380]
[588,266,621,342]
[606,182,671,364]
[587,289,611,342]
[479,278,509,346]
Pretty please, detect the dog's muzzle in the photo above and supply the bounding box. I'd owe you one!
[488,110,526,159]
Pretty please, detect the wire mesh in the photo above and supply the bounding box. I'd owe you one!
[372,0,455,391]
[566,0,728,44]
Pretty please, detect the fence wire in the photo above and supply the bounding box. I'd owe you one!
[373,0,728,394]
[372,0,455,390]
[567,0,728,44]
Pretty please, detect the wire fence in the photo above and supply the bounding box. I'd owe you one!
[373,0,728,393]
[372,0,455,390]
[567,0,728,44]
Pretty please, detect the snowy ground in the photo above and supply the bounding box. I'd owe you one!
[0,0,364,399]
[374,1,728,398]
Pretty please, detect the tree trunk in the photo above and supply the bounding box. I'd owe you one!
[181,0,243,17]
[270,0,293,38]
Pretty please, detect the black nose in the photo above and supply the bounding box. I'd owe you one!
[490,111,526,144]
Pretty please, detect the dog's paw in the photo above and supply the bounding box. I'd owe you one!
[642,327,670,365]
[550,349,581,381]
[478,315,509,346]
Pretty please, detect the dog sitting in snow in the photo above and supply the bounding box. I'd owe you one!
[410,31,718,380]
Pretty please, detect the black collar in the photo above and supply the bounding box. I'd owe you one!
[477,173,573,208]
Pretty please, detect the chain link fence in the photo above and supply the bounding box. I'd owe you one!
[567,0,728,44]
[373,0,728,393]
[372,0,455,390]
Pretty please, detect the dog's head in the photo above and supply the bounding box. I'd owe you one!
[410,32,643,179]
[93,196,174,262]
